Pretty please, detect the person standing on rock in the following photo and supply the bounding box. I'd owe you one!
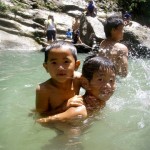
[44,15,57,44]
[72,16,82,44]
[66,28,72,39]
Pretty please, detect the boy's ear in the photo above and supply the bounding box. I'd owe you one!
[81,76,90,90]
[43,63,48,72]
[75,60,80,71]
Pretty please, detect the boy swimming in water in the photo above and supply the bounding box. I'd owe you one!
[99,15,128,77]
[35,41,82,117]
[37,54,116,123]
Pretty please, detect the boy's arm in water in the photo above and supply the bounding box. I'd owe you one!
[117,43,128,77]
[36,95,87,123]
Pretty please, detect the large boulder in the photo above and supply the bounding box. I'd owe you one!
[0,30,42,51]
[80,15,105,46]
[124,21,150,58]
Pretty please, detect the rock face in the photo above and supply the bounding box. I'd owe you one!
[123,21,150,58]
[80,15,105,46]
[0,0,150,57]
[0,30,42,51]
[0,0,86,51]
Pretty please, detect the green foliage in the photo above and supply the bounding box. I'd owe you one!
[46,2,62,12]
[115,0,150,24]
[117,0,149,12]
[0,2,8,12]
[10,5,21,14]
[12,0,28,9]
[0,1,21,16]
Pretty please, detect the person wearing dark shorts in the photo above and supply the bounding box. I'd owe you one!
[47,30,56,42]
[44,15,57,44]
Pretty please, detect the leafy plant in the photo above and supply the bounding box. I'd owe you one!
[117,0,149,13]
[11,6,21,16]
[46,1,62,12]
[0,2,8,12]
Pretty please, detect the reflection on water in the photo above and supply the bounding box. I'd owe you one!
[0,50,150,150]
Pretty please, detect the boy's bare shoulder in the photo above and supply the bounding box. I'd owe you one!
[36,79,52,94]
[114,43,128,50]
[114,43,128,54]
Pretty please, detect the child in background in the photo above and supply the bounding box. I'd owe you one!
[35,41,82,117]
[37,54,116,123]
[99,15,128,77]
[66,28,72,39]
[123,11,132,26]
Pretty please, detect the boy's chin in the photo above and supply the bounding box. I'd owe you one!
[98,93,112,101]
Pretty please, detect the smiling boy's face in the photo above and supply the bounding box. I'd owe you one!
[87,68,116,101]
[43,46,80,83]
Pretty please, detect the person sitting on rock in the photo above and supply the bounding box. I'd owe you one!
[66,28,72,39]
[72,29,82,44]
[123,11,132,26]
[86,0,97,17]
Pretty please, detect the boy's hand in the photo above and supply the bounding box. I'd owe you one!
[36,117,50,123]
[64,95,84,110]
[36,116,55,123]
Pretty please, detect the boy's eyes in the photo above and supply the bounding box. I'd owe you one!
[109,77,115,83]
[49,60,70,64]
[98,78,103,81]
[51,61,57,64]
[97,77,115,83]
[64,60,70,63]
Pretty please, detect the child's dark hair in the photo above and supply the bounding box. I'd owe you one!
[104,15,124,38]
[44,41,78,63]
[82,54,116,81]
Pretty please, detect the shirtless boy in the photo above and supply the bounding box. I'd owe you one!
[37,55,116,123]
[35,41,82,117]
[99,15,128,77]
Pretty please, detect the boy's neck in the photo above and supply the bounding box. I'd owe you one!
[50,78,73,89]
[83,92,106,107]
[106,37,118,43]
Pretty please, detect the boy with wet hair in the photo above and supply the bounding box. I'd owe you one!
[37,54,116,123]
[99,15,128,77]
[35,40,82,117]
